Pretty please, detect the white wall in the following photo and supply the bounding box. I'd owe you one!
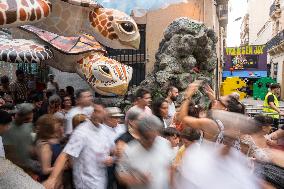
[248,0,274,45]
[253,21,273,45]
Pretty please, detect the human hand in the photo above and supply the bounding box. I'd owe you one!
[42,178,56,189]
[266,138,278,147]
[103,156,114,166]
[204,84,215,100]
[184,81,201,99]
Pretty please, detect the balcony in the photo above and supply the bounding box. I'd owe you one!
[270,0,281,19]
[218,4,228,27]
[266,30,284,55]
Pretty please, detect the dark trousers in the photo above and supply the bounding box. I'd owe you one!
[272,118,279,132]
[107,164,128,189]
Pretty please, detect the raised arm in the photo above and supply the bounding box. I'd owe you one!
[178,82,219,140]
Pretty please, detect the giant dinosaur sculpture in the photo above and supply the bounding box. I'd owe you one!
[0,0,140,96]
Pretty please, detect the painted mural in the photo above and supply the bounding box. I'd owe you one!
[223,45,267,78]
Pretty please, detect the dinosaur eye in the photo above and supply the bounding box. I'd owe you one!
[100,65,110,75]
[120,22,134,33]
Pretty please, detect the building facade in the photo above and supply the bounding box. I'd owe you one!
[240,0,284,98]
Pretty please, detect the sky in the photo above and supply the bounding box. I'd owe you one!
[97,0,188,14]
[97,0,246,47]
[226,0,248,47]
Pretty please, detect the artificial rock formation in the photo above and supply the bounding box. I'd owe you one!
[135,17,218,104]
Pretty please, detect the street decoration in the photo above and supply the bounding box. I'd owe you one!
[0,0,140,96]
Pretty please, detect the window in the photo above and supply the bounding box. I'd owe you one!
[273,62,278,80]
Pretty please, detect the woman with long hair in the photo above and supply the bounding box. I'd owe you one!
[152,98,169,128]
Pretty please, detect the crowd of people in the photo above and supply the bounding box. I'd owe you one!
[0,70,284,189]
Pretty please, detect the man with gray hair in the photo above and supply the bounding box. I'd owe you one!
[3,103,35,171]
[116,115,173,189]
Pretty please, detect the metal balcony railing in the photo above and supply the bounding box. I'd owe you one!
[266,29,284,51]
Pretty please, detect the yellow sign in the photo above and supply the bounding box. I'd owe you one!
[225,45,265,56]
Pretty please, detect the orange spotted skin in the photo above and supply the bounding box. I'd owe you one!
[89,8,118,40]
[78,54,133,96]
[0,0,52,26]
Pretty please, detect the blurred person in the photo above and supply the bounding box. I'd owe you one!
[102,107,126,189]
[66,86,75,106]
[162,127,180,161]
[72,114,87,130]
[2,103,35,170]
[27,74,36,92]
[175,132,261,189]
[178,82,243,149]
[209,94,245,114]
[231,92,240,101]
[174,127,201,168]
[9,69,28,104]
[0,97,5,107]
[114,109,143,189]
[165,86,179,125]
[152,98,169,128]
[65,89,94,135]
[31,93,44,123]
[46,74,59,94]
[0,110,12,158]
[58,89,65,99]
[103,107,126,150]
[48,94,63,117]
[0,75,11,95]
[43,102,111,189]
[0,75,13,106]
[115,108,143,158]
[204,84,245,114]
[0,158,45,189]
[241,115,274,162]
[263,83,284,131]
[116,115,173,189]
[266,127,284,149]
[62,95,73,113]
[0,111,40,189]
[36,115,64,183]
[125,88,152,122]
[2,93,13,104]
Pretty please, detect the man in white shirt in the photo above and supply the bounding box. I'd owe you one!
[0,110,12,158]
[65,89,94,135]
[44,102,112,189]
[103,107,126,150]
[125,88,152,122]
[165,86,179,125]
[117,115,173,189]
[175,136,261,189]
[102,107,126,189]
